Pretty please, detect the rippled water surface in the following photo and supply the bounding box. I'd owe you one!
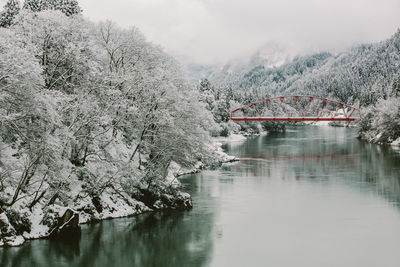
[2,126,400,267]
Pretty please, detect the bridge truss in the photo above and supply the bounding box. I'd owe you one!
[230,96,360,122]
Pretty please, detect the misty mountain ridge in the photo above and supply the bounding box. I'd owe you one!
[198,28,400,104]
[178,41,292,84]
[206,41,293,87]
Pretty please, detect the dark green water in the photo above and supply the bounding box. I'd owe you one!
[1,126,400,267]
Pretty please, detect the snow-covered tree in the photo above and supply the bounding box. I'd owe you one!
[12,10,95,93]
[360,78,386,107]
[23,0,81,16]
[359,97,400,143]
[0,0,20,27]
[198,78,216,111]
[0,27,62,208]
[22,0,40,11]
[392,71,400,97]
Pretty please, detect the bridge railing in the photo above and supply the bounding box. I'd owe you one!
[230,96,360,121]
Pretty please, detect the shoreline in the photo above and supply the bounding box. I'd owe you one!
[0,135,244,248]
[358,132,400,147]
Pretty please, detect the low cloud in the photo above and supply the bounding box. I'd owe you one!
[64,0,400,64]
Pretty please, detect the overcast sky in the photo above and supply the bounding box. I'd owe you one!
[4,0,400,64]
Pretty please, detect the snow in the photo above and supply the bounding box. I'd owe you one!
[0,212,26,246]
[374,133,383,142]
[23,208,49,239]
[73,189,150,224]
[0,212,8,223]
[310,121,331,126]
[167,160,206,179]
[0,180,152,247]
[211,141,237,163]
[166,161,186,185]
[179,192,191,199]
[165,133,241,182]
[6,235,25,246]
[213,133,247,143]
[391,137,400,146]
[98,189,143,220]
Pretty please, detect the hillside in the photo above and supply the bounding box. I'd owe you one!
[209,30,400,105]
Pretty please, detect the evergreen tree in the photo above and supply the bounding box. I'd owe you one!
[198,78,215,111]
[198,78,212,92]
[60,0,81,16]
[0,0,20,27]
[392,71,400,97]
[23,0,81,16]
[22,0,41,12]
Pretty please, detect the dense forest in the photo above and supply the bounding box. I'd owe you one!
[0,0,232,246]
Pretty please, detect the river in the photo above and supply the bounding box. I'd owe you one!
[1,126,400,267]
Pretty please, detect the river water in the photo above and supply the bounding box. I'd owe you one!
[1,126,400,267]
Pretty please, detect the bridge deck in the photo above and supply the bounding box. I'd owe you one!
[231,117,356,121]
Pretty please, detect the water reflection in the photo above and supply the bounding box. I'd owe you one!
[1,209,216,267]
[224,126,400,206]
[231,152,357,179]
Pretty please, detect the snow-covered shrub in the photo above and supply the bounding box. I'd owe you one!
[359,97,400,143]
[359,105,374,133]
[372,98,400,142]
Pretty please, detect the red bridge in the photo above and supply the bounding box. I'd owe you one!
[230,96,360,122]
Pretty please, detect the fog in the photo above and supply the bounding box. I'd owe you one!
[4,0,400,64]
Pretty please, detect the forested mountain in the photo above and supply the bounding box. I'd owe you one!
[209,30,400,105]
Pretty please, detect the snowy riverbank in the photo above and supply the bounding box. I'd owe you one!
[0,138,240,247]
[167,134,246,179]
[359,131,400,147]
